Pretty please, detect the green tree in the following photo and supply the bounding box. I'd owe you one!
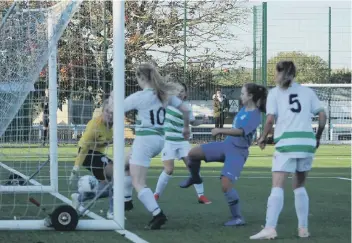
[267,51,329,86]
[213,67,252,86]
[58,1,252,101]
[0,1,252,131]
[1,1,252,103]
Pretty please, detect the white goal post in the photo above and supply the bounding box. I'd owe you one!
[0,0,126,232]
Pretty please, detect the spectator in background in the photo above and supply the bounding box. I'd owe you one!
[213,89,228,140]
[42,89,49,146]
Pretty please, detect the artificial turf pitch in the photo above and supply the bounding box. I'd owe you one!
[0,144,350,243]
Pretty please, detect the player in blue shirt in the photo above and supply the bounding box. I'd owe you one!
[179,83,267,226]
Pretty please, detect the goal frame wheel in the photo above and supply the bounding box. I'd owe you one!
[50,205,78,231]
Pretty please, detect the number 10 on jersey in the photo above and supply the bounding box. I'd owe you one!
[149,107,166,125]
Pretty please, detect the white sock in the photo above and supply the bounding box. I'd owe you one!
[138,188,161,216]
[155,171,171,196]
[124,176,133,202]
[294,187,309,228]
[108,187,113,213]
[265,187,284,228]
[193,183,204,197]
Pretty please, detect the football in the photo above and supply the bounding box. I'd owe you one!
[77,175,99,194]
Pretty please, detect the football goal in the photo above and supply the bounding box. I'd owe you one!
[0,0,126,234]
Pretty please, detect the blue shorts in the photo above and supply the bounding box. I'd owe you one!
[201,142,249,182]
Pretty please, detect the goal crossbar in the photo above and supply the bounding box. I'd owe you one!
[302,83,351,88]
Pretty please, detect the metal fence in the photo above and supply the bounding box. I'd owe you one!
[1,1,351,145]
[0,121,349,147]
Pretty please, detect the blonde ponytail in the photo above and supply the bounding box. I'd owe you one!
[136,63,181,106]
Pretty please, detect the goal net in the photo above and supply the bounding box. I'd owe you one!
[0,0,126,232]
[303,84,351,145]
[0,0,81,138]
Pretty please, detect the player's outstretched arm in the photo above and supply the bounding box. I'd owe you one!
[212,110,262,137]
[315,111,327,148]
[190,114,208,127]
[190,119,203,126]
[310,89,326,149]
[169,96,191,139]
[189,105,206,127]
[123,91,143,113]
[258,89,276,149]
[257,114,275,149]
[177,102,191,139]
[212,128,244,137]
[260,114,275,141]
[177,103,190,127]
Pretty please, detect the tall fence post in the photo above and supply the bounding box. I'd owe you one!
[261,2,268,132]
[183,0,187,83]
[253,6,257,83]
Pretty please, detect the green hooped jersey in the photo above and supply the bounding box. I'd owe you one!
[164,101,195,142]
[124,89,183,136]
[266,82,325,157]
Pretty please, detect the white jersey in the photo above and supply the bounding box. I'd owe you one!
[164,101,195,143]
[266,82,324,158]
[124,88,182,136]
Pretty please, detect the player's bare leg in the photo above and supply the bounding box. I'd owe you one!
[222,176,245,226]
[182,157,211,204]
[250,172,288,240]
[123,149,134,211]
[85,151,133,219]
[71,158,113,213]
[103,163,115,219]
[103,151,135,219]
[154,157,211,204]
[292,171,310,238]
[130,164,167,230]
[154,159,174,200]
[98,151,133,219]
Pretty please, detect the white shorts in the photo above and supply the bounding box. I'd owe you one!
[130,135,164,167]
[161,142,191,161]
[272,154,313,173]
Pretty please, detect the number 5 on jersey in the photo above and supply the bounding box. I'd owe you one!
[149,107,166,125]
[289,94,301,113]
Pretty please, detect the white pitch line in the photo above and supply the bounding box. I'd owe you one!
[336,177,352,181]
[244,157,351,161]
[50,192,149,243]
[147,175,342,179]
[0,162,148,243]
